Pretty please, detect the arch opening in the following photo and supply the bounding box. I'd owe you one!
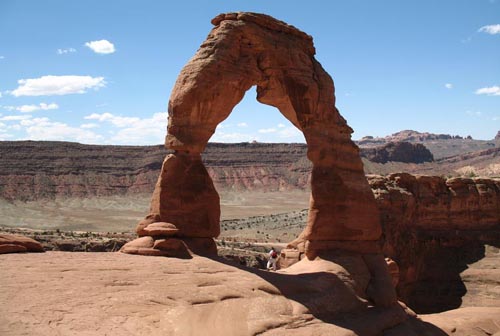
[205,85,310,244]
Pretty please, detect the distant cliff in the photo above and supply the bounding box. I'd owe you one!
[0,141,311,201]
[360,141,434,164]
[0,140,498,201]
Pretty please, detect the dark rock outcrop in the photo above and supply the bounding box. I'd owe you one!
[360,141,434,164]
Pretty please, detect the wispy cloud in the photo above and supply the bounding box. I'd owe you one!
[475,86,500,96]
[80,123,99,129]
[108,112,167,145]
[84,112,140,127]
[237,122,248,127]
[210,131,255,143]
[11,75,106,97]
[445,83,453,89]
[478,24,500,35]
[3,102,59,113]
[466,110,482,117]
[20,117,102,143]
[57,48,76,55]
[258,128,277,134]
[83,112,167,144]
[85,39,115,54]
[0,115,33,121]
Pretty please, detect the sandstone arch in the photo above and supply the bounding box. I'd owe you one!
[125,12,382,258]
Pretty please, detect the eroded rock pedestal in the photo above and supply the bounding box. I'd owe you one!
[121,152,219,258]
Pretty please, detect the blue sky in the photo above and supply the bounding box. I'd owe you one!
[0,0,499,145]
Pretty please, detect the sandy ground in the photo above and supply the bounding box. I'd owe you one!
[0,191,310,232]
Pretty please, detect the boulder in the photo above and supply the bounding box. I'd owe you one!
[0,233,44,254]
[141,222,179,237]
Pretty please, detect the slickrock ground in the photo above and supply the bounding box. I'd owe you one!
[1,252,499,336]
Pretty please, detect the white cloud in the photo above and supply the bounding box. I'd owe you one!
[0,115,32,121]
[277,126,303,139]
[258,128,277,134]
[445,83,453,89]
[475,86,500,96]
[466,110,482,117]
[85,40,115,54]
[277,123,286,128]
[11,75,106,97]
[84,112,140,127]
[21,117,102,143]
[210,131,256,143]
[0,56,4,60]
[478,24,500,35]
[57,48,76,55]
[109,112,167,145]
[4,102,59,113]
[237,122,248,127]
[80,123,99,129]
[0,133,13,140]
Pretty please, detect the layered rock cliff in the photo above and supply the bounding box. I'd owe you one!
[369,173,500,313]
[1,140,499,201]
[0,141,311,201]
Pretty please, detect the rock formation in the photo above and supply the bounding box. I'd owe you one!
[0,233,44,254]
[360,141,434,164]
[369,173,500,313]
[126,12,382,261]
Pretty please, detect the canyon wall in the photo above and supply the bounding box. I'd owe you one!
[369,173,500,313]
[0,141,311,201]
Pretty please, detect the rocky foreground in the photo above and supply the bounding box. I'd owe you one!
[1,252,499,336]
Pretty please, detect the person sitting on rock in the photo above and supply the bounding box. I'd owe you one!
[267,247,278,271]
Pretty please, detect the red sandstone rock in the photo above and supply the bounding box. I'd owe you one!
[0,244,27,254]
[119,236,154,254]
[136,214,161,237]
[142,222,179,237]
[385,257,400,287]
[0,234,44,254]
[138,12,382,257]
[182,237,218,256]
[154,238,191,258]
[148,153,220,239]
[370,173,500,231]
[369,173,500,313]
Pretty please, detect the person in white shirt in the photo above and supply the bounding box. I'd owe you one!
[267,247,278,271]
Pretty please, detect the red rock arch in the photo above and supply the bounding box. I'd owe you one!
[133,13,382,258]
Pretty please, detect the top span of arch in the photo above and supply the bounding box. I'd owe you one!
[165,12,351,154]
[211,12,314,52]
